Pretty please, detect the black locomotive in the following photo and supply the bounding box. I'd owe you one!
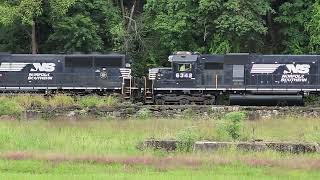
[145,52,320,105]
[0,53,133,98]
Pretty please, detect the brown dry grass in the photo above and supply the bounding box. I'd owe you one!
[2,151,320,171]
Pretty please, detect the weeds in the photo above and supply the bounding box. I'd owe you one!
[79,96,104,108]
[12,95,48,109]
[137,108,152,119]
[49,95,75,108]
[182,108,196,119]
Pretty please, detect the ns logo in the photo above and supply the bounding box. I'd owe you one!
[30,63,56,72]
[283,64,310,74]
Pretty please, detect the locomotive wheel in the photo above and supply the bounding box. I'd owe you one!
[179,98,190,105]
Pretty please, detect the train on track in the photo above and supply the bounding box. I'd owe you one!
[1,52,320,106]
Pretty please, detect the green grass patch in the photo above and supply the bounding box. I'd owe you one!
[0,159,318,180]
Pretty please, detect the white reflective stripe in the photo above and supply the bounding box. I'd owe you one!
[0,63,29,72]
[251,64,283,74]
[120,68,131,78]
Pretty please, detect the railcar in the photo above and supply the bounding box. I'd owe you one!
[145,52,320,105]
[0,53,133,98]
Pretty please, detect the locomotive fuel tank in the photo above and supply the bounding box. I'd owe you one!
[229,94,304,106]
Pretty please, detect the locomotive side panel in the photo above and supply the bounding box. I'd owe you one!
[0,54,64,90]
[245,55,320,90]
[64,55,128,90]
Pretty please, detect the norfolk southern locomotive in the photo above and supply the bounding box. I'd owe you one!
[0,53,133,98]
[145,52,320,106]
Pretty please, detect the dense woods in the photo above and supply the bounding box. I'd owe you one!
[0,0,320,75]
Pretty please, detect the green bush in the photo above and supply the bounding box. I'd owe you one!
[0,100,24,117]
[215,111,247,141]
[176,128,199,152]
[137,108,152,119]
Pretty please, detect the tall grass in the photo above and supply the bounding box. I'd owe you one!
[0,116,320,155]
[0,100,24,118]
[12,95,48,109]
[78,96,119,108]
[48,94,75,108]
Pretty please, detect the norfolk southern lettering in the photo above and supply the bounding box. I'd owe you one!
[281,64,310,83]
[28,63,55,81]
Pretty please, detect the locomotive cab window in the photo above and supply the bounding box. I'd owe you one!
[178,63,192,72]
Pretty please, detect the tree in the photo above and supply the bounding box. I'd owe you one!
[275,0,314,54]
[210,0,271,53]
[0,0,76,54]
[306,0,320,53]
[47,0,123,53]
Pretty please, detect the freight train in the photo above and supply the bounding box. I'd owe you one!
[1,52,319,106]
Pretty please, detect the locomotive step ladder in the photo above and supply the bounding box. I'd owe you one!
[144,76,154,104]
[122,77,132,100]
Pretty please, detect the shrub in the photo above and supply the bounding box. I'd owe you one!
[224,111,247,140]
[49,95,75,108]
[137,108,152,119]
[176,128,199,152]
[0,100,24,117]
[215,111,247,141]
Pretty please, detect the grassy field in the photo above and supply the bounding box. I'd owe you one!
[0,116,320,179]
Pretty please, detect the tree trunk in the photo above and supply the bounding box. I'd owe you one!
[31,21,38,54]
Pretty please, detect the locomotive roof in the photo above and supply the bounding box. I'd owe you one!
[169,55,198,62]
[200,55,224,63]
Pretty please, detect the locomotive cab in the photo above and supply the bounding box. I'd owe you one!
[169,52,198,88]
